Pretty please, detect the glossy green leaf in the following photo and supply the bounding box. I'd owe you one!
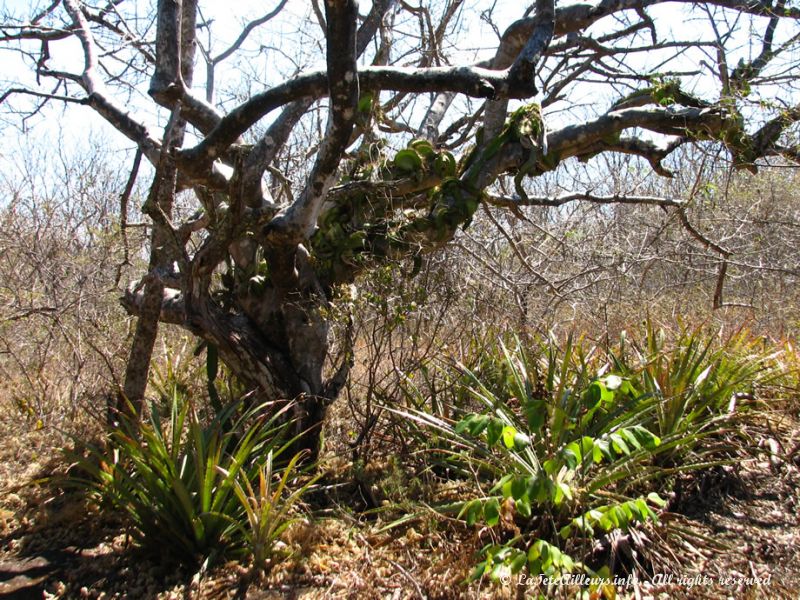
[484,497,501,526]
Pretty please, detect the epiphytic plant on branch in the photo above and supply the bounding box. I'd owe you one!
[2,0,799,455]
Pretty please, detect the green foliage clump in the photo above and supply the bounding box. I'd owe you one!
[651,78,682,106]
[509,102,543,141]
[229,450,319,573]
[449,336,666,584]
[620,325,777,450]
[66,389,313,568]
[397,323,778,589]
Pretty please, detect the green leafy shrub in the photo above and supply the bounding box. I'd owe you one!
[66,388,309,567]
[615,323,778,450]
[228,449,320,572]
[448,337,666,583]
[396,325,779,588]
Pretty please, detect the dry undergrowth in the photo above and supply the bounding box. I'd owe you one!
[1,398,799,600]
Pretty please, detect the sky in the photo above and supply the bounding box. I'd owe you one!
[0,0,522,170]
[0,0,796,180]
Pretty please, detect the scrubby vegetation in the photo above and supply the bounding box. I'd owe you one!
[394,326,781,587]
[66,390,309,568]
[2,1,800,597]
[1,144,799,598]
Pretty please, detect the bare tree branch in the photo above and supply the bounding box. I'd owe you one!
[180,64,566,169]
[203,0,289,103]
[486,192,686,209]
[264,0,360,246]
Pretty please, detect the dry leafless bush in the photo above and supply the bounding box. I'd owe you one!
[0,138,140,429]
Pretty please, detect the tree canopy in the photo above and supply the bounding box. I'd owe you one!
[2,0,799,452]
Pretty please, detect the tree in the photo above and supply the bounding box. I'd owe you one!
[2,0,799,456]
